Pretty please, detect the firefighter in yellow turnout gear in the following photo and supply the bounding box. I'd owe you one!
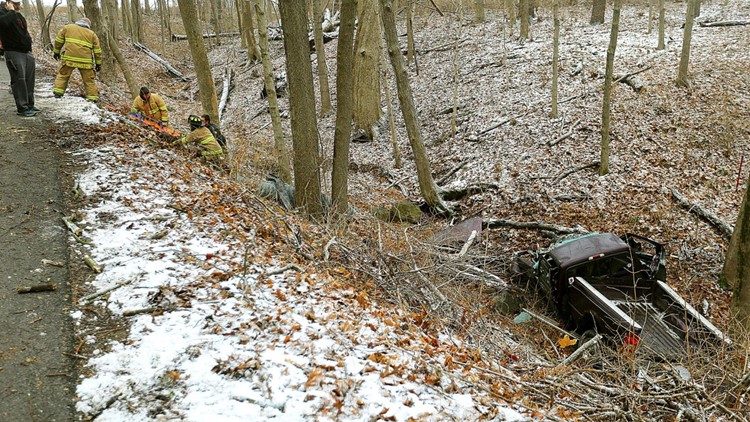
[52,18,102,101]
[175,115,224,162]
[131,87,169,127]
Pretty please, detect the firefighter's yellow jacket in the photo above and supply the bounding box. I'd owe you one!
[131,93,169,124]
[53,22,102,70]
[178,127,223,157]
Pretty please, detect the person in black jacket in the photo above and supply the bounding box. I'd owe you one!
[201,114,227,150]
[0,0,37,116]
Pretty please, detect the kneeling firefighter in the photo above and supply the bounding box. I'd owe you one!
[175,115,224,162]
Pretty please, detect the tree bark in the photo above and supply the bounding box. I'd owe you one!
[723,173,750,345]
[311,0,332,115]
[279,0,324,217]
[406,0,415,65]
[380,0,449,213]
[122,0,132,39]
[657,0,665,50]
[551,0,559,118]
[177,0,219,122]
[353,0,382,140]
[600,0,622,176]
[82,0,116,84]
[131,0,143,43]
[676,0,697,88]
[67,0,79,22]
[242,0,261,61]
[519,0,529,40]
[475,0,484,23]
[255,0,291,183]
[331,0,356,214]
[590,0,605,25]
[210,0,222,46]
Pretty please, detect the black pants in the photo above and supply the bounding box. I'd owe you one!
[4,50,35,112]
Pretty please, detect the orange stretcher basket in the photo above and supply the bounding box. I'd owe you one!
[105,105,181,142]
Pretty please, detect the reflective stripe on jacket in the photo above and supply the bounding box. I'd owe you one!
[179,127,223,156]
[53,23,101,69]
[131,93,169,123]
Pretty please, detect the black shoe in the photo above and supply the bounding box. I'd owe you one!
[17,110,36,117]
[54,93,63,98]
[30,107,40,112]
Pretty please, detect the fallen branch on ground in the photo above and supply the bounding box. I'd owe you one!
[17,283,57,293]
[554,161,600,182]
[265,264,303,277]
[698,20,750,27]
[440,183,499,201]
[133,42,187,80]
[436,159,470,186]
[78,282,127,305]
[548,120,580,147]
[485,218,586,235]
[670,189,733,239]
[84,256,103,273]
[557,334,602,368]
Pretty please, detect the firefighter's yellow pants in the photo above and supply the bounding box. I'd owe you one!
[53,64,98,101]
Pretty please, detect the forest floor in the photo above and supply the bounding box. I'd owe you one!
[30,0,750,420]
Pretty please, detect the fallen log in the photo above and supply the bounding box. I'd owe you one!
[17,283,57,293]
[670,189,733,239]
[485,218,586,235]
[218,66,232,120]
[133,42,187,80]
[122,307,160,317]
[171,31,240,41]
[698,20,750,27]
[440,183,499,201]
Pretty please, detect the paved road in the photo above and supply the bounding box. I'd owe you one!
[0,58,75,421]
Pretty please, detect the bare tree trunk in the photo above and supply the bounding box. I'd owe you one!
[590,0,605,25]
[311,0,332,115]
[723,173,750,345]
[34,0,46,37]
[210,0,222,46]
[600,0,622,176]
[505,0,515,38]
[82,0,117,84]
[109,36,138,97]
[144,0,150,14]
[551,0,559,118]
[279,0,324,217]
[242,0,260,61]
[352,0,382,140]
[237,0,246,48]
[122,0,132,39]
[255,0,291,183]
[647,0,653,34]
[131,0,143,43]
[475,0,484,23]
[380,0,449,214]
[676,0,697,88]
[657,0,665,50]
[177,0,219,122]
[103,0,118,42]
[406,0,415,65]
[68,0,79,22]
[331,0,355,214]
[519,0,529,40]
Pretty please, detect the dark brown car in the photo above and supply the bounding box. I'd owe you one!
[515,233,729,358]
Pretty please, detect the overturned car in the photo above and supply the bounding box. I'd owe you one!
[514,233,729,358]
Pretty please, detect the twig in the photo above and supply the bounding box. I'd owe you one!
[484,218,585,235]
[557,334,602,368]
[78,282,127,305]
[17,284,57,294]
[521,307,578,339]
[456,230,477,257]
[670,189,734,239]
[548,120,580,147]
[265,264,303,277]
[122,307,160,317]
[84,256,103,273]
[323,237,337,262]
[62,216,82,236]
